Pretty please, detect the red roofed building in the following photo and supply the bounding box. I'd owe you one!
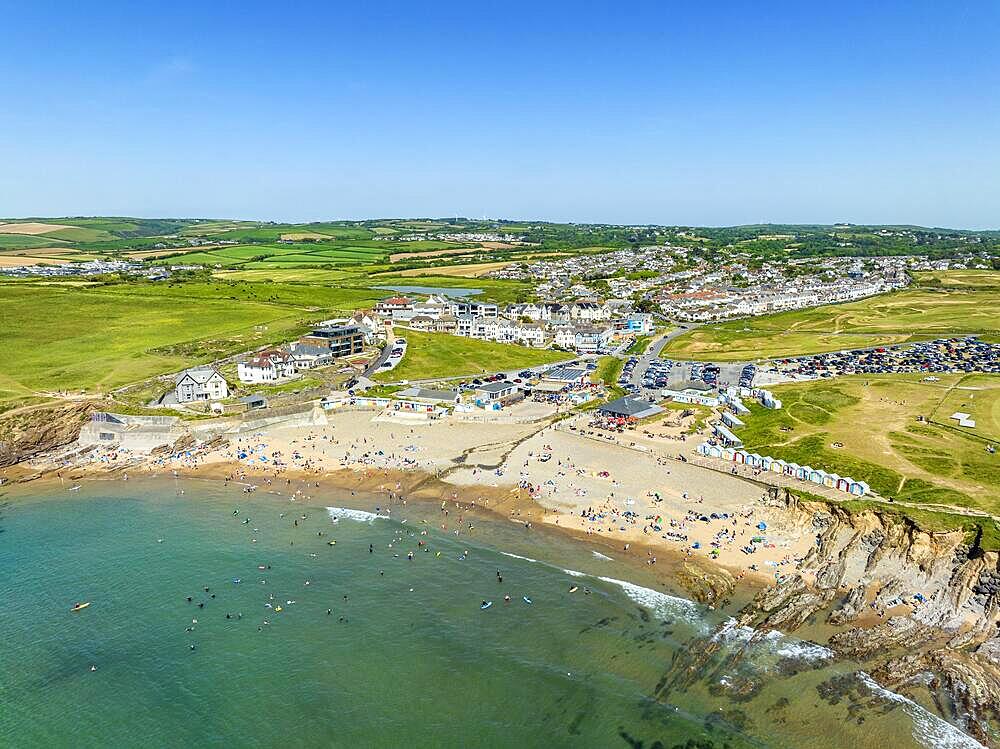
[237,347,297,384]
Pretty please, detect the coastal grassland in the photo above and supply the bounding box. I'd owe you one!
[0,280,385,408]
[912,269,1000,290]
[0,234,66,250]
[663,273,1000,361]
[592,356,624,387]
[212,269,358,283]
[374,329,567,382]
[1,284,295,403]
[734,374,1000,513]
[626,336,652,355]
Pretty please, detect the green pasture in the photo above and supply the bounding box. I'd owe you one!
[374,329,567,382]
[664,275,1000,361]
[734,374,1000,513]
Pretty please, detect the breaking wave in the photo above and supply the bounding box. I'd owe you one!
[857,671,984,749]
[326,507,390,523]
[597,576,699,622]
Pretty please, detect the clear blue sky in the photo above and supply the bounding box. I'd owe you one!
[1,1,997,228]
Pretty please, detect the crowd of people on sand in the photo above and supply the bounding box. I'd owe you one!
[51,408,812,588]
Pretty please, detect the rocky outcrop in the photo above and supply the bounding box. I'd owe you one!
[0,401,96,468]
[872,646,1000,745]
[734,500,1000,744]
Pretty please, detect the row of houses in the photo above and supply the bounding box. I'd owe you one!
[373,293,651,353]
[696,442,871,496]
[237,323,367,384]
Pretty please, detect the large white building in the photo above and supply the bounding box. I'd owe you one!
[237,348,297,384]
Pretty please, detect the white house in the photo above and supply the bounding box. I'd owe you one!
[238,348,297,384]
[175,366,228,403]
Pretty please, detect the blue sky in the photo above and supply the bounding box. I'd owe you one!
[1,1,997,227]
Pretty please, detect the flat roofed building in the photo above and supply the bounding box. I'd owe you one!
[299,324,365,358]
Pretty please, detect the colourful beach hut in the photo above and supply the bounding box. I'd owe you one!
[734,450,748,464]
[771,459,786,474]
[722,447,737,461]
[809,469,825,484]
[836,476,852,492]
[796,465,811,480]
[823,472,840,489]
[707,444,724,458]
[746,453,762,468]
[784,461,799,476]
[760,455,773,471]
[697,442,710,456]
[849,480,870,496]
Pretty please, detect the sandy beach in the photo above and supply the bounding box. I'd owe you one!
[25,407,816,591]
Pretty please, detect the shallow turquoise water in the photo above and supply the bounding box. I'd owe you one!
[0,478,975,748]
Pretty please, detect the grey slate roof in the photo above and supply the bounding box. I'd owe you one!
[597,396,662,419]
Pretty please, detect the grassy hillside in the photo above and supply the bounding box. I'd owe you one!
[733,374,1000,513]
[664,272,1000,361]
[0,280,385,410]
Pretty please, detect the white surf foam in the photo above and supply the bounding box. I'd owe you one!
[563,568,586,577]
[597,576,699,622]
[712,618,833,663]
[326,506,389,523]
[500,551,538,563]
[591,551,613,561]
[857,671,984,749]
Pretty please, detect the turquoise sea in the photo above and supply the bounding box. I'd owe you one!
[0,477,981,748]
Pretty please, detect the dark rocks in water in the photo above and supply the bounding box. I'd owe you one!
[707,673,763,703]
[872,646,1000,745]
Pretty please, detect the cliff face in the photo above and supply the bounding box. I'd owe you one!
[0,401,96,469]
[740,490,1000,744]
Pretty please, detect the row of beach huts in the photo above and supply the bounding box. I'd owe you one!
[696,442,871,497]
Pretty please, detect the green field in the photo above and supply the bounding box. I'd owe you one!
[374,330,568,382]
[0,280,385,410]
[733,374,1000,513]
[664,273,1000,361]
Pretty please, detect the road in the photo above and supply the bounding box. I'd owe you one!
[624,325,711,398]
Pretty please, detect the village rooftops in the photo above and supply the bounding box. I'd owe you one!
[245,347,293,367]
[309,323,362,337]
[174,365,221,385]
[396,386,460,403]
[542,366,589,382]
[476,381,518,394]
